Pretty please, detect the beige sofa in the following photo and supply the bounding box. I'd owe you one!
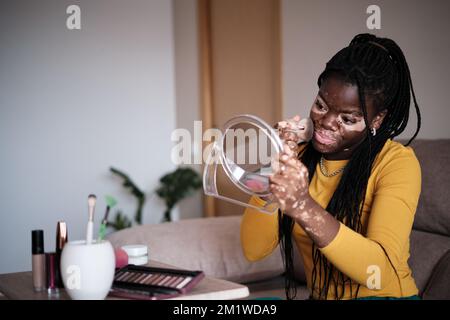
[107,139,450,300]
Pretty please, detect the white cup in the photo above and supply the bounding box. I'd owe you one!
[60,240,115,300]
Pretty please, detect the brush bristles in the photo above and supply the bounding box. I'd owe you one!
[88,194,97,221]
[88,194,97,207]
[105,195,117,208]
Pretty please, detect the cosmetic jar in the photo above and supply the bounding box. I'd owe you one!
[121,245,148,265]
[61,240,115,300]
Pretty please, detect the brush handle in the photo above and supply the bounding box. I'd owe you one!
[98,223,107,241]
[88,207,95,222]
[284,127,305,133]
[86,220,94,245]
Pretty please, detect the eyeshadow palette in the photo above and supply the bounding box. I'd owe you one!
[109,264,205,300]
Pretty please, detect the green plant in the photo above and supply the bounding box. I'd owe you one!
[156,167,202,222]
[107,166,202,230]
[108,209,132,230]
[108,167,146,230]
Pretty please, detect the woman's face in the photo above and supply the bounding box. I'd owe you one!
[309,75,384,160]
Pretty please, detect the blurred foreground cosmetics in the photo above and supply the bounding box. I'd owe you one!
[32,230,45,292]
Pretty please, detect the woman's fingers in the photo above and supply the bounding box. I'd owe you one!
[277,115,303,143]
[269,174,286,186]
[278,150,307,171]
[282,131,298,141]
[271,154,309,190]
[270,170,302,191]
[282,144,296,157]
[285,141,298,151]
[278,150,301,167]
[272,149,304,177]
[270,184,286,196]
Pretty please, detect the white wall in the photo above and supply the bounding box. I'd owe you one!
[173,0,204,219]
[0,0,176,273]
[282,0,450,139]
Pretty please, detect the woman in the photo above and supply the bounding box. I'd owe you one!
[240,33,422,300]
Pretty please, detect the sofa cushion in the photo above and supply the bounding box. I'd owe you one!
[407,139,450,236]
[292,238,307,283]
[245,276,310,300]
[106,216,284,283]
[421,250,450,300]
[409,229,450,294]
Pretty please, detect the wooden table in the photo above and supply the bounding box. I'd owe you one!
[0,261,249,300]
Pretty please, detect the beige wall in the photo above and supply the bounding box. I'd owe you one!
[174,0,282,217]
[282,0,450,139]
[207,0,282,216]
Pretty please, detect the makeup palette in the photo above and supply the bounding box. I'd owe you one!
[109,264,204,300]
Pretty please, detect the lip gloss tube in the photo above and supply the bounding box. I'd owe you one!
[32,230,45,292]
[46,252,60,296]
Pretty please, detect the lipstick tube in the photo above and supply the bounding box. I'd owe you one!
[55,221,68,288]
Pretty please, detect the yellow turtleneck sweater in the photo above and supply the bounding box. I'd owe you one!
[240,139,421,299]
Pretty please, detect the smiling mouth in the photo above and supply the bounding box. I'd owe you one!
[313,130,337,145]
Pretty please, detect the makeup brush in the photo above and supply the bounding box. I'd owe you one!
[282,118,314,142]
[284,126,305,132]
[86,194,97,245]
[98,195,117,241]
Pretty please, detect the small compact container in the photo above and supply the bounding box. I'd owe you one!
[121,245,148,266]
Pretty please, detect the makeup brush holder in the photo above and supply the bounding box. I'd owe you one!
[60,240,115,300]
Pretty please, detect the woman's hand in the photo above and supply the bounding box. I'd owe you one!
[269,145,310,215]
[275,115,313,152]
[270,145,340,248]
[269,146,340,249]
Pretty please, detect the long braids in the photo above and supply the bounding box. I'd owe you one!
[279,33,421,300]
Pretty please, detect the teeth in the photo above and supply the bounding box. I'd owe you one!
[317,131,334,139]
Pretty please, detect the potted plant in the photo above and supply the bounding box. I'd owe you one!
[107,166,202,229]
[155,167,202,222]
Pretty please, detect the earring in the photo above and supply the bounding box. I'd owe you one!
[371,127,376,136]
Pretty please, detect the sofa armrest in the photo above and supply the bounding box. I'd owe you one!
[422,249,450,300]
[106,216,285,283]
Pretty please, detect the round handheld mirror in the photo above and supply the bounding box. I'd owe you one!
[221,115,282,198]
[203,114,313,215]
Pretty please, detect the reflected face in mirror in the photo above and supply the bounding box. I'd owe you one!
[309,75,381,160]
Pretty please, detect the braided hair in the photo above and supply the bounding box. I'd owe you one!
[279,33,421,300]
